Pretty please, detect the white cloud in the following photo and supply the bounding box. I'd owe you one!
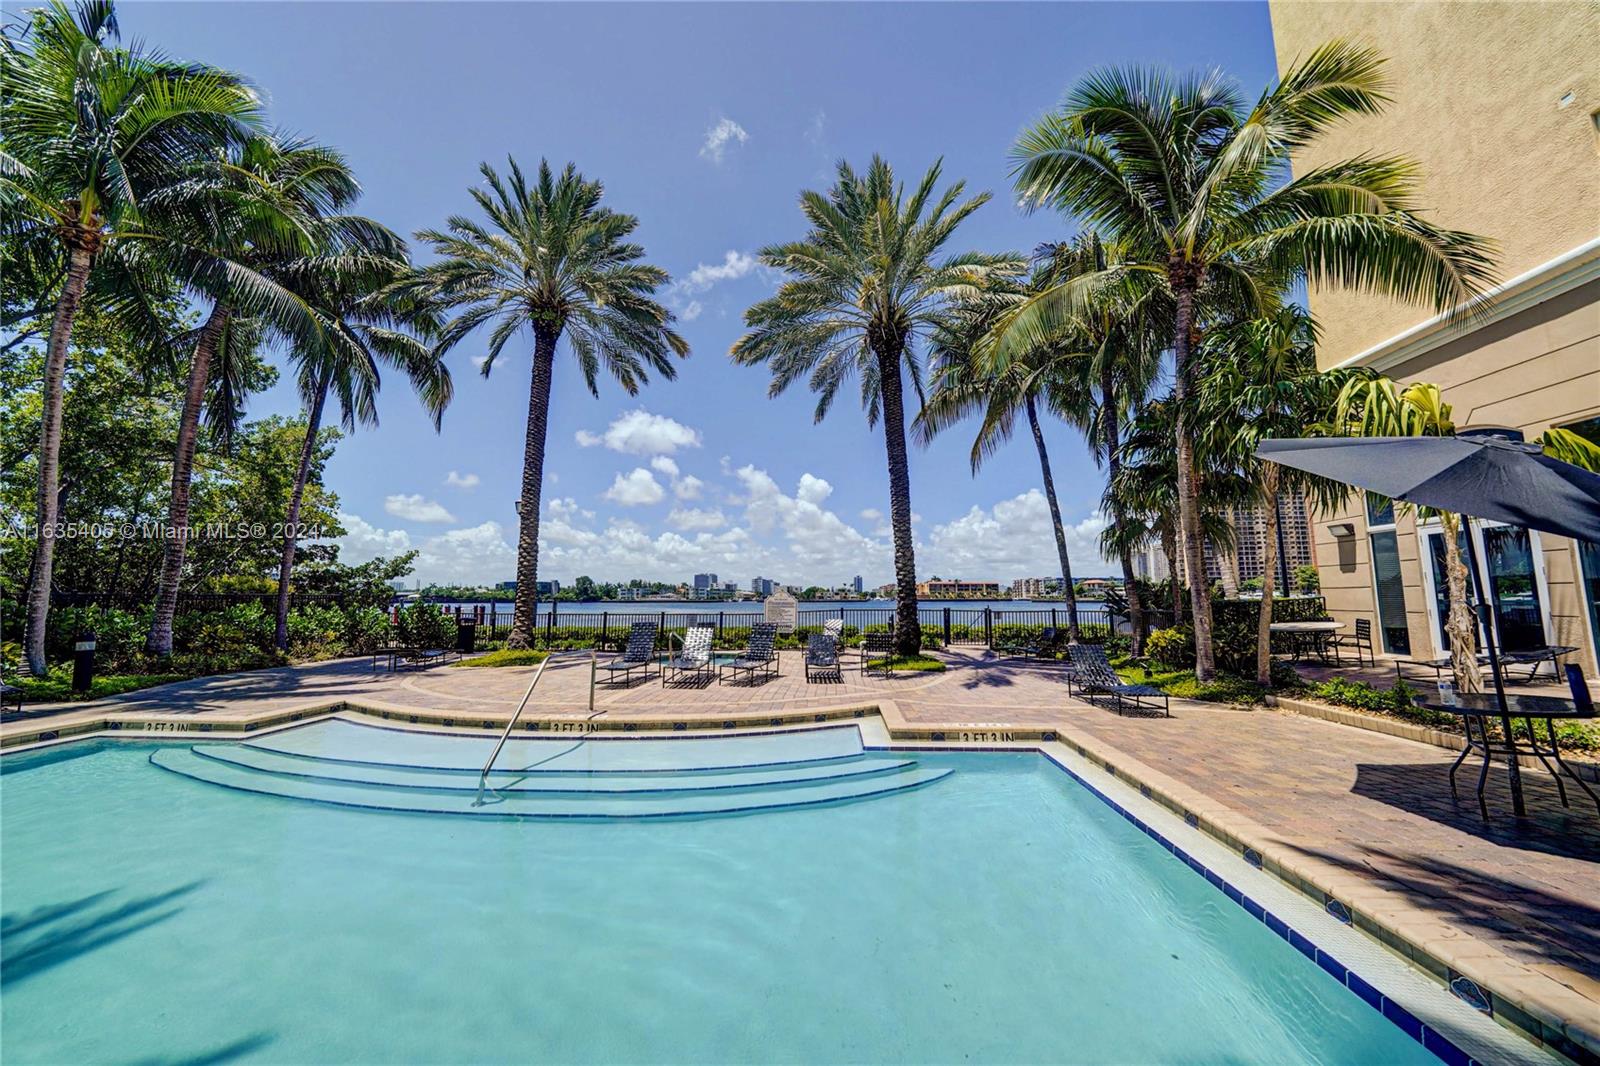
[681,300,703,322]
[806,110,827,148]
[575,409,702,456]
[734,465,889,577]
[649,455,679,478]
[330,511,412,563]
[444,470,479,490]
[699,117,748,163]
[673,474,705,500]
[603,468,666,506]
[327,513,515,586]
[547,496,593,521]
[682,250,756,290]
[667,506,727,531]
[384,493,456,524]
[919,490,1112,578]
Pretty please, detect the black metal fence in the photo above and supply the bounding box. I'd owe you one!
[433,603,1118,649]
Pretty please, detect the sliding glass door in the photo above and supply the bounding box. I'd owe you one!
[1366,495,1410,655]
[1420,522,1550,657]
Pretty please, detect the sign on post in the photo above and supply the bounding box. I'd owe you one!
[763,591,798,634]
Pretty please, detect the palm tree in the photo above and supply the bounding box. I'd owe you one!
[733,156,1015,656]
[1008,41,1497,679]
[144,135,385,656]
[1194,306,1351,684]
[271,264,451,651]
[1,0,262,674]
[918,255,1091,642]
[407,159,687,649]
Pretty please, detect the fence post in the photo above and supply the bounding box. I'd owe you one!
[601,611,609,646]
[718,611,725,641]
[943,607,952,646]
[984,607,993,648]
[548,598,557,643]
[1052,607,1058,630]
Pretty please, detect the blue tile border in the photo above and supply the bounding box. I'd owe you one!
[1026,749,1479,1066]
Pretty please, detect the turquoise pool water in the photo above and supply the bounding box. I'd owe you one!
[2,723,1444,1063]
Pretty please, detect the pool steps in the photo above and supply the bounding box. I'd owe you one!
[148,720,952,819]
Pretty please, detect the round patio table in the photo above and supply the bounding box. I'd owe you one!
[1416,692,1599,818]
[1269,620,1344,662]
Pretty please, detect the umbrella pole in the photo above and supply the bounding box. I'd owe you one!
[1462,515,1524,817]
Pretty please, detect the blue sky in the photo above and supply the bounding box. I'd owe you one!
[129,1,1279,588]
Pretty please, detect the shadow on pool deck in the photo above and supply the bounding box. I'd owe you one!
[129,1031,278,1066]
[0,881,206,986]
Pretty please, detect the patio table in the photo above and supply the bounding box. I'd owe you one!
[1269,620,1344,662]
[1416,691,1598,817]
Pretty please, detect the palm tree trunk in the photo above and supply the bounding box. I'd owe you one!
[147,302,230,656]
[1098,365,1145,654]
[1169,269,1215,679]
[1439,512,1484,694]
[509,328,558,650]
[1255,462,1281,686]
[1024,395,1080,643]
[273,371,330,651]
[1161,522,1182,624]
[22,243,95,676]
[876,342,923,657]
[1217,536,1241,599]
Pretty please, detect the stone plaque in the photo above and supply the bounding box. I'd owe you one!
[763,590,798,634]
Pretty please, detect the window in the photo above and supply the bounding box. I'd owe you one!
[1580,540,1600,673]
[1365,496,1409,655]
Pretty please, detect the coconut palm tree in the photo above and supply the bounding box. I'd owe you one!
[918,255,1091,642]
[407,158,687,649]
[1194,306,1351,684]
[144,135,388,656]
[1008,41,1497,679]
[271,264,451,651]
[733,156,1016,656]
[1,0,263,674]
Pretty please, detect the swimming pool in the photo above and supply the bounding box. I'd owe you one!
[0,720,1546,1063]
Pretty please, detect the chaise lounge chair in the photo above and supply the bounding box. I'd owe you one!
[1068,644,1169,716]
[804,633,842,682]
[600,621,659,686]
[720,622,778,685]
[860,631,895,678]
[664,624,715,686]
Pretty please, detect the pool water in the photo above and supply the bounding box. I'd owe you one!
[3,722,1450,1063]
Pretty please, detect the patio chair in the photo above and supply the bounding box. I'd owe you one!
[861,631,895,678]
[599,621,659,686]
[1327,618,1375,666]
[804,633,842,682]
[1067,644,1169,717]
[1,678,23,716]
[1500,644,1579,682]
[663,624,715,686]
[720,622,778,685]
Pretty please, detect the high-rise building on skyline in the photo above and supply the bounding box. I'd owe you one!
[852,575,864,594]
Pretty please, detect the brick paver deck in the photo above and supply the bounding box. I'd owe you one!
[5,649,1597,1052]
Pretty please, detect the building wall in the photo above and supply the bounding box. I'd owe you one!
[1270,1,1600,676]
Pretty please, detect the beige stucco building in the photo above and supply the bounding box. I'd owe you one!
[1268,1,1600,676]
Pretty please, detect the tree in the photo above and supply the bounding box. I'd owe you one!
[1009,41,1496,679]
[1194,306,1350,684]
[271,261,450,650]
[1293,564,1321,594]
[2,0,263,674]
[408,158,688,649]
[733,156,1015,656]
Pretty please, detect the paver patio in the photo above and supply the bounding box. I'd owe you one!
[5,649,1597,1052]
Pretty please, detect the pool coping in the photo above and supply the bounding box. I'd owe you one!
[3,695,1594,1063]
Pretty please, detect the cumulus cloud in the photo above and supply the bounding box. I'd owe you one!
[666,250,758,321]
[649,456,679,478]
[699,117,748,163]
[667,506,727,531]
[384,493,456,524]
[331,511,411,562]
[575,409,702,455]
[327,513,515,585]
[444,470,479,490]
[603,468,666,506]
[673,474,705,500]
[919,490,1112,578]
[734,465,889,577]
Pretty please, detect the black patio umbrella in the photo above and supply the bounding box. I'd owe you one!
[1256,429,1600,816]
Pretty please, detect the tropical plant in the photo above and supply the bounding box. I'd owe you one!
[1194,305,1351,684]
[270,261,450,650]
[407,158,688,648]
[1008,40,1497,678]
[1,0,264,674]
[734,156,1016,656]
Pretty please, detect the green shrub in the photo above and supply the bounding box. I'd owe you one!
[395,603,455,648]
[455,649,550,668]
[339,606,392,654]
[1145,626,1195,669]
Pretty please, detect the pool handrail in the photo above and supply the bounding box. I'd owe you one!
[477,649,586,794]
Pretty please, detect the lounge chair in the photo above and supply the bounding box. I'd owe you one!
[860,631,895,677]
[804,633,842,682]
[1068,644,1169,716]
[823,618,851,662]
[1014,626,1062,660]
[720,622,778,685]
[664,624,715,686]
[1,679,22,717]
[599,621,659,686]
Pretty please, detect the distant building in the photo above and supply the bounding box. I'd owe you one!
[1170,490,1314,588]
[916,579,1001,599]
[1009,576,1061,599]
[534,580,560,597]
[693,572,718,592]
[1131,547,1170,583]
[750,576,775,597]
[851,575,864,594]
[495,580,516,591]
[1078,577,1117,594]
[875,583,896,599]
